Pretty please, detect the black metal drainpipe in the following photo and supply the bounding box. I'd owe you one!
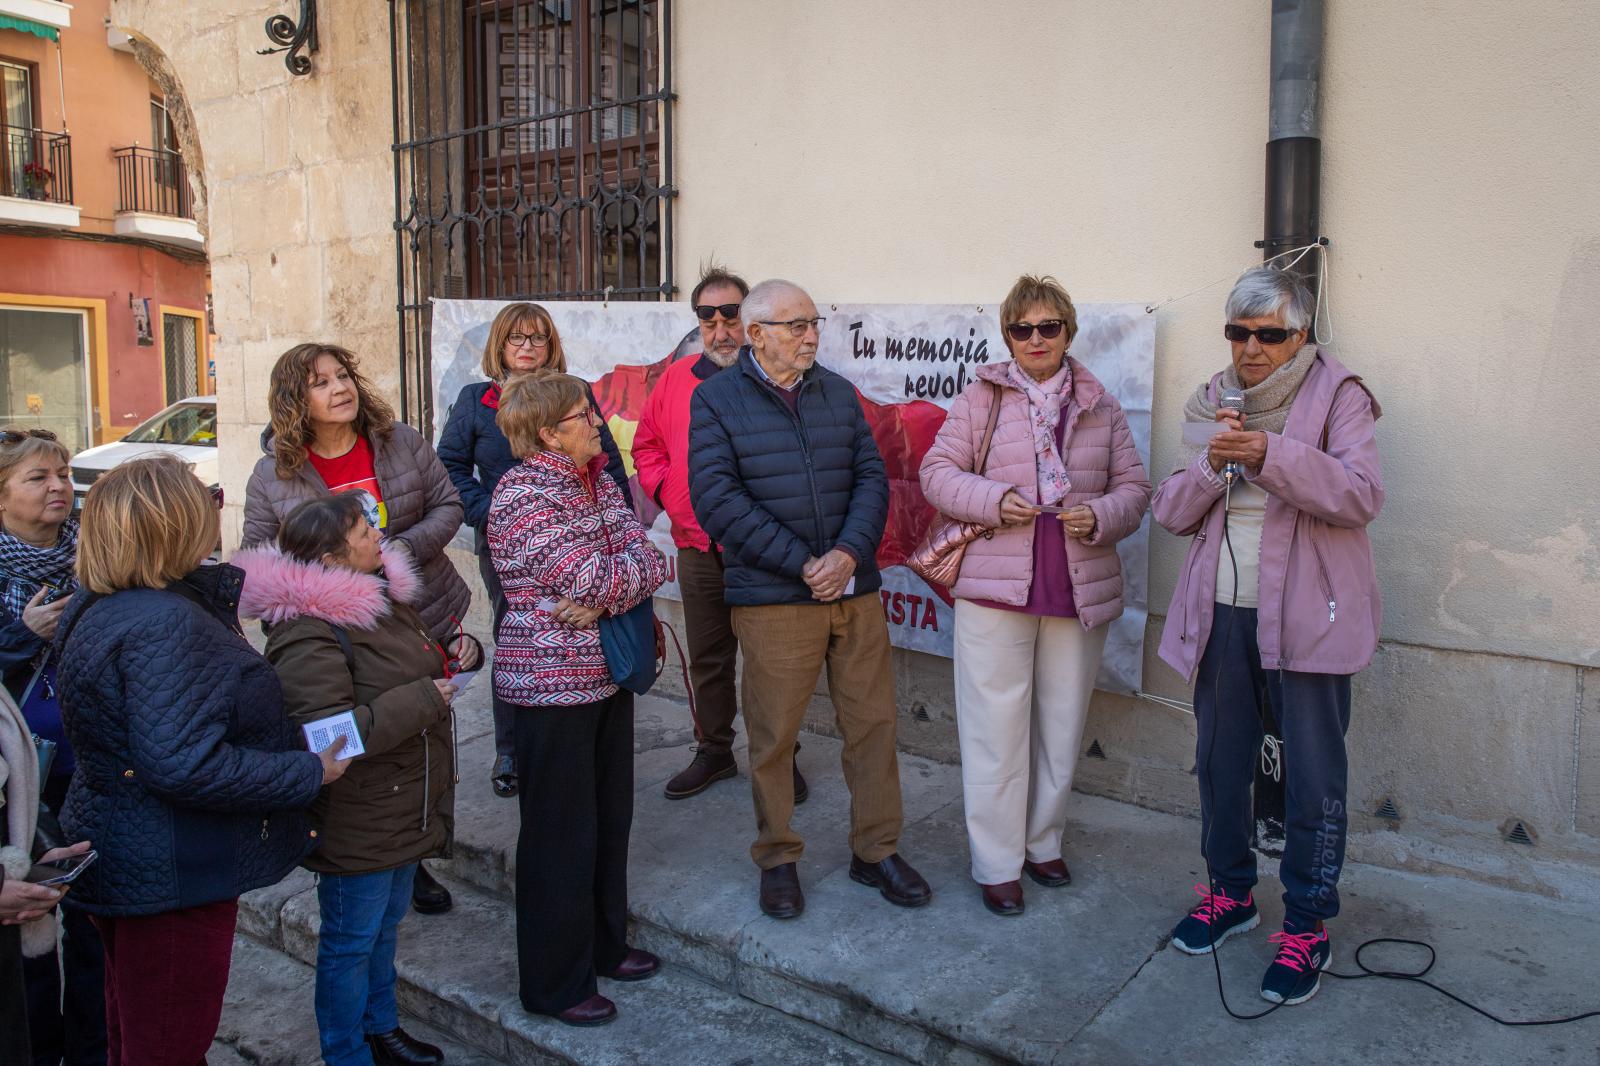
[1260,0,1325,301]
[1252,0,1325,859]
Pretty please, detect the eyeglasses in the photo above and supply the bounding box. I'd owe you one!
[0,428,58,444]
[758,316,827,337]
[693,303,742,323]
[506,331,551,348]
[1005,320,1066,343]
[555,408,599,429]
[1224,324,1294,345]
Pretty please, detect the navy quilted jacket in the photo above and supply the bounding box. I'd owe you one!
[55,564,323,917]
[437,379,632,554]
[688,347,888,607]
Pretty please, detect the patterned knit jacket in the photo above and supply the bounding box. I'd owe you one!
[487,450,667,706]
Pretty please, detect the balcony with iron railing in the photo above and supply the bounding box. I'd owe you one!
[0,123,79,228]
[112,145,203,250]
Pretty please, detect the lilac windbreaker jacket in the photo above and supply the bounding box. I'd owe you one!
[1152,348,1383,681]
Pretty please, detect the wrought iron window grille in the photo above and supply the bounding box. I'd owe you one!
[388,0,676,432]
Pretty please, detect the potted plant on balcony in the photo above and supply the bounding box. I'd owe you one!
[21,162,53,200]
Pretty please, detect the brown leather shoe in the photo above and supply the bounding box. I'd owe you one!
[759,862,805,919]
[1024,858,1072,887]
[602,947,660,982]
[849,853,932,908]
[981,881,1025,916]
[663,749,736,799]
[555,993,617,1027]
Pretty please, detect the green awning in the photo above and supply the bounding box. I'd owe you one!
[0,15,59,42]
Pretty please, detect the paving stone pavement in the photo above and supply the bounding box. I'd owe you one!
[215,681,1600,1065]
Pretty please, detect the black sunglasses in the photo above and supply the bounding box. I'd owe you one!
[693,303,742,322]
[1005,319,1066,342]
[1224,324,1295,345]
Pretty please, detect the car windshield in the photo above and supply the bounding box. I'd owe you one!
[121,403,218,447]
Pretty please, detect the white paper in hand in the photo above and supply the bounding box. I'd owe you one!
[1182,421,1229,447]
[303,711,365,761]
[447,669,479,692]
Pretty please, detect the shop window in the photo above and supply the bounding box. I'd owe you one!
[161,311,202,403]
[0,306,90,450]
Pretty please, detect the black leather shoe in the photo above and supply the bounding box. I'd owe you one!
[602,947,660,982]
[554,993,618,1027]
[663,749,736,799]
[366,1027,444,1065]
[793,760,809,805]
[849,853,932,908]
[1024,858,1071,887]
[759,862,805,919]
[980,881,1025,916]
[411,865,452,915]
[491,753,517,798]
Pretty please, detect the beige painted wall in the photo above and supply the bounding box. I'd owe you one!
[673,0,1600,670]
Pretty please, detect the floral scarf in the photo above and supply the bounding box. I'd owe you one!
[1006,361,1073,507]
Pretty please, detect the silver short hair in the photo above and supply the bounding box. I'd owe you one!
[741,278,810,333]
[1224,267,1314,332]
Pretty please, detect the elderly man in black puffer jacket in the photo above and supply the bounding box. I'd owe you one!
[689,278,930,920]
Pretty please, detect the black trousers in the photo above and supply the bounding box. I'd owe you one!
[479,551,516,759]
[512,690,634,1014]
[1,924,29,1065]
[24,774,107,1066]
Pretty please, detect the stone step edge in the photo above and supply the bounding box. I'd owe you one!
[238,875,922,1066]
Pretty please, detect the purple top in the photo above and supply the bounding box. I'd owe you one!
[972,418,1076,618]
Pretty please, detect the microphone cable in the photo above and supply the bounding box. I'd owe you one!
[1196,471,1600,1027]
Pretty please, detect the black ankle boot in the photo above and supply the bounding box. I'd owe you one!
[366,1027,444,1065]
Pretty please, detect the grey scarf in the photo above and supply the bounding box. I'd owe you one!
[1180,345,1318,465]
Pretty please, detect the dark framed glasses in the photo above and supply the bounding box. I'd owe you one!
[693,303,742,322]
[1224,324,1294,345]
[0,428,59,444]
[556,407,599,428]
[506,331,551,348]
[1005,319,1066,342]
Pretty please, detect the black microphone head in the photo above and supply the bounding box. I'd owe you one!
[1220,386,1246,411]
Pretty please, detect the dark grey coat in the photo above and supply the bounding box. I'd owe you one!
[242,423,470,640]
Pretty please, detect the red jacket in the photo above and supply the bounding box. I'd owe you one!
[633,353,727,552]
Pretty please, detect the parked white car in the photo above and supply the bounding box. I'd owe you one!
[71,397,219,508]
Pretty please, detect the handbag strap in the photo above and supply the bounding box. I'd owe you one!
[973,381,1003,475]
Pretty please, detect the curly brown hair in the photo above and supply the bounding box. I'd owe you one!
[267,343,395,479]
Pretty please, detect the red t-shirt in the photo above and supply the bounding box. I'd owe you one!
[307,437,387,529]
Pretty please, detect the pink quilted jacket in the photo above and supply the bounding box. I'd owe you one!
[919,358,1151,629]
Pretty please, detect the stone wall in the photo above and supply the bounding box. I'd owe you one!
[110,0,398,547]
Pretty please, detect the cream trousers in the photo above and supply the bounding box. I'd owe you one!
[953,599,1109,885]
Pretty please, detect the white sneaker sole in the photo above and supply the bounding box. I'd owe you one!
[1169,911,1260,955]
[1261,955,1330,1005]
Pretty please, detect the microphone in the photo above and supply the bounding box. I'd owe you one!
[1219,386,1246,485]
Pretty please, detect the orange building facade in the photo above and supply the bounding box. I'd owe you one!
[0,0,209,449]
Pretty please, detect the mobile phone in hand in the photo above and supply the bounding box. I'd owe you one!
[39,582,70,605]
[27,850,97,887]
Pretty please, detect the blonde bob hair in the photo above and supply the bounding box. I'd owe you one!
[998,274,1080,353]
[0,428,72,495]
[77,454,218,593]
[482,303,567,380]
[496,371,589,459]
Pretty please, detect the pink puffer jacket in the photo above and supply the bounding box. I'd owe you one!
[919,358,1151,629]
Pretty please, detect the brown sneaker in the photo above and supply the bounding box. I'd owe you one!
[663,749,736,799]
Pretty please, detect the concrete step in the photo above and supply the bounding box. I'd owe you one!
[238,869,905,1066]
[213,936,505,1065]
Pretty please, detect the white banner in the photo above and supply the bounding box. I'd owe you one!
[431,299,1154,695]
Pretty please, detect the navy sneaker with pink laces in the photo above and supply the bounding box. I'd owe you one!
[1260,926,1332,1005]
[1169,884,1260,955]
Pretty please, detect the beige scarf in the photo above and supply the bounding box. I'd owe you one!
[1180,345,1318,466]
[0,686,55,957]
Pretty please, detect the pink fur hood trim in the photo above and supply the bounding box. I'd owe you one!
[232,541,423,630]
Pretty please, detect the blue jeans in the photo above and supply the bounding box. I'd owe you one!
[315,864,418,1066]
[1194,604,1352,931]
